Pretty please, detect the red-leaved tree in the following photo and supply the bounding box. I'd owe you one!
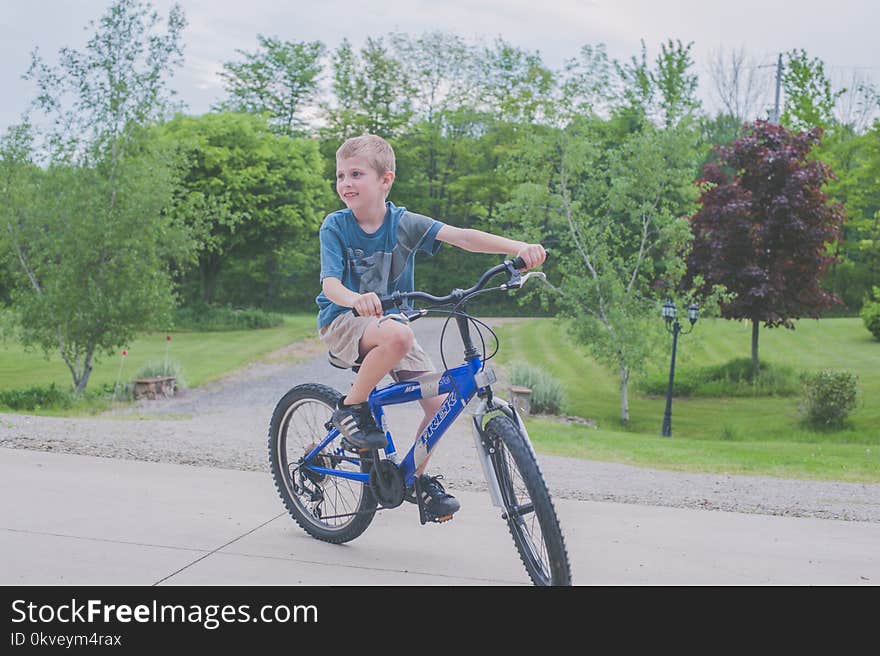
[686,120,845,367]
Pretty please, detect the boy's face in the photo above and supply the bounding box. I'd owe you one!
[335,155,394,215]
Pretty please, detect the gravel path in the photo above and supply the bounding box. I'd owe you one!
[2,318,879,522]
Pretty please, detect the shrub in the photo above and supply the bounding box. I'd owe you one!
[171,304,284,331]
[506,360,565,415]
[861,296,880,341]
[701,358,800,397]
[637,358,800,398]
[104,381,134,402]
[0,383,73,411]
[799,370,860,428]
[133,359,187,389]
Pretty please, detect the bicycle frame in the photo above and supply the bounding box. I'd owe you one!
[300,355,489,488]
[299,258,544,497]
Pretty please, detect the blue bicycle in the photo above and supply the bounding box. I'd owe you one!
[268,258,571,586]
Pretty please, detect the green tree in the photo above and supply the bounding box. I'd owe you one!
[613,39,701,128]
[392,31,478,124]
[614,40,655,124]
[504,118,699,422]
[324,37,412,140]
[376,36,545,305]
[653,39,701,128]
[781,51,880,309]
[26,0,185,164]
[781,49,844,132]
[558,44,618,120]
[820,122,880,307]
[5,0,190,394]
[155,112,331,307]
[0,124,40,305]
[2,127,189,394]
[479,38,554,123]
[217,35,325,136]
[390,32,481,218]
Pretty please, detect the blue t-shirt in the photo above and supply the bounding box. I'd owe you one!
[316,201,444,329]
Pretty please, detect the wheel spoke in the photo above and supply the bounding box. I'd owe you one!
[486,415,567,585]
[277,396,369,532]
[503,502,535,519]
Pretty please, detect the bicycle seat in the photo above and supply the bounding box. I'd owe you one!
[328,351,363,373]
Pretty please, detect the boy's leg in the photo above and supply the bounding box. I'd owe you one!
[412,394,460,520]
[343,319,414,405]
[394,370,459,520]
[413,394,446,476]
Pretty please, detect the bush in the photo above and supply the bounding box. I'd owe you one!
[133,359,187,389]
[506,360,565,415]
[105,381,134,402]
[638,358,800,397]
[861,296,880,340]
[171,304,284,331]
[0,381,133,411]
[799,370,860,428]
[700,358,800,397]
[0,383,73,410]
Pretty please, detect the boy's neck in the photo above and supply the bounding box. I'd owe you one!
[352,201,388,231]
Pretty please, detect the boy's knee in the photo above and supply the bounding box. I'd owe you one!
[384,322,414,354]
[421,394,446,416]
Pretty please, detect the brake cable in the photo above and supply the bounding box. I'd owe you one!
[425,284,505,406]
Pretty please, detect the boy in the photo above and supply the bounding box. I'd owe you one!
[317,134,545,521]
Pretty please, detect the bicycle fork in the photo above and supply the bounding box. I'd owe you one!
[471,397,532,509]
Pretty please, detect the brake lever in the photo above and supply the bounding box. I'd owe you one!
[378,314,404,325]
[500,260,523,290]
[500,270,546,291]
[378,307,427,325]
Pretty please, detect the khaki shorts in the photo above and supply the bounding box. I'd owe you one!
[319,312,435,382]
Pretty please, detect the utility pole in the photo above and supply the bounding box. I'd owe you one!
[770,53,783,123]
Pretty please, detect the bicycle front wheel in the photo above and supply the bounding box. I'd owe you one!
[484,415,571,586]
[268,383,377,543]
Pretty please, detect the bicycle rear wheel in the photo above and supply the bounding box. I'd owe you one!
[268,383,377,543]
[484,415,571,586]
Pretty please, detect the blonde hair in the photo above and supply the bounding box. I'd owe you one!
[336,134,396,176]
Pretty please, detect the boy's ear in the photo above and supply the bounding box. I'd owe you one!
[382,170,395,190]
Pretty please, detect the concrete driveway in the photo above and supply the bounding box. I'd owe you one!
[2,448,877,585]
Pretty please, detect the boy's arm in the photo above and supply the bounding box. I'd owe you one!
[322,277,383,317]
[436,225,546,269]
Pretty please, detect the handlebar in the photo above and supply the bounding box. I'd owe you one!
[352,255,543,318]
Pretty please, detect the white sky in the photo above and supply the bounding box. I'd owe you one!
[2,0,879,131]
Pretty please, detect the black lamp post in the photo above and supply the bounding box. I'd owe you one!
[661,300,699,437]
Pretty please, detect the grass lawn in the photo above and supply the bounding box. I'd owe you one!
[496,317,880,482]
[0,314,316,395]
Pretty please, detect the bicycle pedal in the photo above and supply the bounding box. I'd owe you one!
[431,514,454,524]
[339,437,366,453]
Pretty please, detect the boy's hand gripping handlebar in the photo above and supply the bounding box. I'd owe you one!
[351,253,548,320]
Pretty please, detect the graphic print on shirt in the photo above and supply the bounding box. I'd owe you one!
[347,216,436,295]
[349,249,392,294]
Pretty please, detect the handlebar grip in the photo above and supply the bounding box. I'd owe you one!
[511,248,550,270]
[351,295,397,317]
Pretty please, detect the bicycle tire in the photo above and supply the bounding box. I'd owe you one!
[268,383,377,543]
[484,415,571,586]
